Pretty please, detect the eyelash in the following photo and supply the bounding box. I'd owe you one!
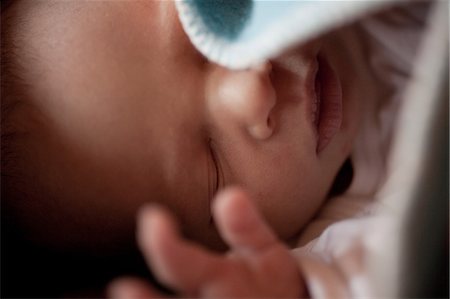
[208,139,221,197]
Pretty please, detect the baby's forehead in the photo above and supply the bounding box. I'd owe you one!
[2,0,183,175]
[10,0,185,77]
[13,0,178,43]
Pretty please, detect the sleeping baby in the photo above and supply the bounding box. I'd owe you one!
[1,0,429,297]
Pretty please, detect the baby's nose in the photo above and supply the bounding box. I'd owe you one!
[207,61,276,140]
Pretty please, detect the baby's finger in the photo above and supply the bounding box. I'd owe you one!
[137,205,226,294]
[212,187,278,254]
[108,276,166,299]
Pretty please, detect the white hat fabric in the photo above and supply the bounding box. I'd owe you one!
[175,0,399,69]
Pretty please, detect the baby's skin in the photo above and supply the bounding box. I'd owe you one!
[2,1,371,296]
[109,187,305,298]
[4,0,362,253]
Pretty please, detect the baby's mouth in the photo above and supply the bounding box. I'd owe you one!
[311,55,343,153]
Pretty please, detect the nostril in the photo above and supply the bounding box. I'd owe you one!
[248,114,274,140]
[249,124,273,140]
[209,61,277,141]
[247,67,276,140]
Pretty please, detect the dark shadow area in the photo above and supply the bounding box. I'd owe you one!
[399,62,449,298]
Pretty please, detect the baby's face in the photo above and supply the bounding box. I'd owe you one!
[10,1,362,251]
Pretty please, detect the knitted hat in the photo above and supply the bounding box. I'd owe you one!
[175,0,398,69]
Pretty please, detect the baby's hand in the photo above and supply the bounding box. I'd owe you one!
[109,187,305,298]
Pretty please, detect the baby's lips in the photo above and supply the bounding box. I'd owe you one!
[316,55,343,154]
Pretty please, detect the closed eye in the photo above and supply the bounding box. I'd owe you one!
[208,138,221,198]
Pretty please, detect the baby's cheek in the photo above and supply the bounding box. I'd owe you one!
[339,134,354,158]
[264,181,326,241]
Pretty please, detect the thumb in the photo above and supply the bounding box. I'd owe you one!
[212,187,278,254]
